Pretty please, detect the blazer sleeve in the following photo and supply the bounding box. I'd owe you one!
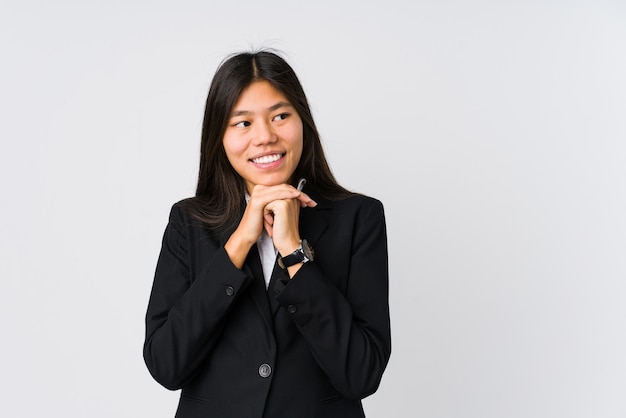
[143,203,251,390]
[275,197,391,400]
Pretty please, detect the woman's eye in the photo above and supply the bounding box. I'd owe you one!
[233,121,250,128]
[273,113,289,122]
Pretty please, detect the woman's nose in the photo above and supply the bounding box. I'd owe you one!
[252,121,277,145]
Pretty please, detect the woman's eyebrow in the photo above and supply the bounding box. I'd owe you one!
[268,101,292,112]
[230,101,293,117]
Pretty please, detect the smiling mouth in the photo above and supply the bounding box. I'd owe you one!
[250,153,284,164]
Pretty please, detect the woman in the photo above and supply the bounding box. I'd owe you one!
[143,50,391,418]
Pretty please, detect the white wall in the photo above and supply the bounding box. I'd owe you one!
[1,0,625,417]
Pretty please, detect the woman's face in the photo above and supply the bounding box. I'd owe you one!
[223,80,303,193]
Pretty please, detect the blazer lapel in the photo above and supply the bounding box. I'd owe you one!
[242,245,274,330]
[267,262,285,315]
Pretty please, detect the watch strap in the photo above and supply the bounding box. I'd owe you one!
[278,239,313,269]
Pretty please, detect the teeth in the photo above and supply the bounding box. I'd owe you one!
[252,154,282,164]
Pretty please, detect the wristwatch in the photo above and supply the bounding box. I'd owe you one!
[278,239,314,269]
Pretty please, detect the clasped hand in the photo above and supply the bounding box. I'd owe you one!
[225,183,316,268]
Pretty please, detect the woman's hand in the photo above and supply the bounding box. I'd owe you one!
[225,184,316,268]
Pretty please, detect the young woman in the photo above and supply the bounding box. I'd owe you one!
[143,50,391,418]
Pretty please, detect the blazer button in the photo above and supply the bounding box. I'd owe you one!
[258,363,272,378]
[225,286,235,296]
[287,304,297,314]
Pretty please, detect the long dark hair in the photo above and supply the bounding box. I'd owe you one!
[188,50,352,231]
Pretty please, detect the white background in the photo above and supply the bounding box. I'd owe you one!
[1,0,625,417]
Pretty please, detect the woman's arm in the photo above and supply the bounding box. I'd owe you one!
[143,203,252,390]
[276,197,391,400]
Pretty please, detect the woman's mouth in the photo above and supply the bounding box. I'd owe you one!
[250,153,284,165]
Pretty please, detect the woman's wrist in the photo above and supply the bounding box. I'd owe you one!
[275,239,301,259]
[225,231,254,269]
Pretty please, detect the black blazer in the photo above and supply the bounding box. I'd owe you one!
[143,192,391,418]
